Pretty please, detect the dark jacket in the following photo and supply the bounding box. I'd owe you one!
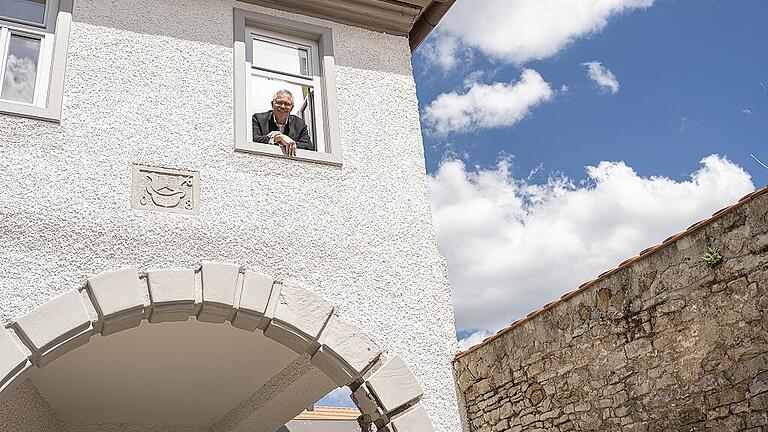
[252,110,315,151]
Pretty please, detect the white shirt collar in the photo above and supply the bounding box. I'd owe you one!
[272,112,287,133]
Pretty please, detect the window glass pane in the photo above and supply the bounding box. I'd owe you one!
[1,34,41,103]
[250,74,317,149]
[298,89,315,144]
[252,38,309,76]
[0,0,47,25]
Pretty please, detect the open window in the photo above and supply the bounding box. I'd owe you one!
[0,0,72,122]
[247,29,325,152]
[233,9,342,166]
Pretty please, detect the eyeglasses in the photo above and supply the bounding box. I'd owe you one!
[272,101,293,108]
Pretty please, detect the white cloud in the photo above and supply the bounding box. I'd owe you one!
[419,33,471,72]
[742,109,752,115]
[583,61,620,94]
[427,0,654,67]
[458,329,494,351]
[429,155,755,334]
[423,69,554,135]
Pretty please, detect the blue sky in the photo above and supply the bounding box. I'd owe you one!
[417,0,767,186]
[418,0,764,342]
[318,0,765,407]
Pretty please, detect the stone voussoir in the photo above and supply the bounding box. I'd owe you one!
[87,268,147,336]
[311,313,381,386]
[388,403,435,432]
[198,261,241,324]
[232,270,275,331]
[13,290,94,367]
[365,356,424,413]
[263,282,334,355]
[147,269,196,323]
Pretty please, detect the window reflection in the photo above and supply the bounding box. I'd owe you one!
[252,38,310,77]
[1,34,41,103]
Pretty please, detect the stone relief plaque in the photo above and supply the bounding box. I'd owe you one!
[131,164,200,215]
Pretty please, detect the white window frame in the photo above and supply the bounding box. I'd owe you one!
[0,0,72,122]
[233,9,342,166]
[0,27,53,107]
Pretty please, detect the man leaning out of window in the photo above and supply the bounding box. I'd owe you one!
[252,89,315,156]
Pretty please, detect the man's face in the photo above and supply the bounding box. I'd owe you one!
[272,94,294,118]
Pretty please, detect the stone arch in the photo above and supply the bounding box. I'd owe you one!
[0,262,433,431]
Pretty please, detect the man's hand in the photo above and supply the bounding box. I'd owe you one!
[272,133,297,156]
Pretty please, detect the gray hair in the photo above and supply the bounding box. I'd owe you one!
[272,89,294,102]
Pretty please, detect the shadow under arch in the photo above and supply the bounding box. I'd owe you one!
[0,262,434,432]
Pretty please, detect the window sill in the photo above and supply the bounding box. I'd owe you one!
[0,100,61,122]
[235,141,342,167]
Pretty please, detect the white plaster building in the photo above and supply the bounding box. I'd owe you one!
[0,1,461,431]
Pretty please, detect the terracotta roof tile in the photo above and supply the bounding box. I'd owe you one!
[662,232,684,245]
[455,184,768,360]
[526,308,543,318]
[597,268,617,279]
[712,204,737,217]
[639,245,660,256]
[294,406,360,421]
[739,190,760,203]
[618,256,640,267]
[686,218,708,232]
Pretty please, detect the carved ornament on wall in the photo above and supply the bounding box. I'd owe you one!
[131,164,200,215]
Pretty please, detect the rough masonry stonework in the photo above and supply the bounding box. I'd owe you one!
[454,188,768,431]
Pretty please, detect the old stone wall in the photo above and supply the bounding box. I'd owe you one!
[453,188,768,431]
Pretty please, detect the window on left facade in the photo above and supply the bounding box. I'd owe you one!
[0,0,71,121]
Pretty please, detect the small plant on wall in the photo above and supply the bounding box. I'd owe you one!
[702,247,723,268]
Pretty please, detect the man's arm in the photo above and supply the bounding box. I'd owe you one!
[252,114,272,143]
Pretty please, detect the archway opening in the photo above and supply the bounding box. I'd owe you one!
[0,264,434,432]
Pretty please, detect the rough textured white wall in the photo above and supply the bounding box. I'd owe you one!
[0,0,461,430]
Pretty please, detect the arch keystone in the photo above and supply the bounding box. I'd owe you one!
[87,268,146,335]
[13,290,93,367]
[311,314,381,386]
[263,283,333,354]
[147,269,195,323]
[198,262,240,323]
